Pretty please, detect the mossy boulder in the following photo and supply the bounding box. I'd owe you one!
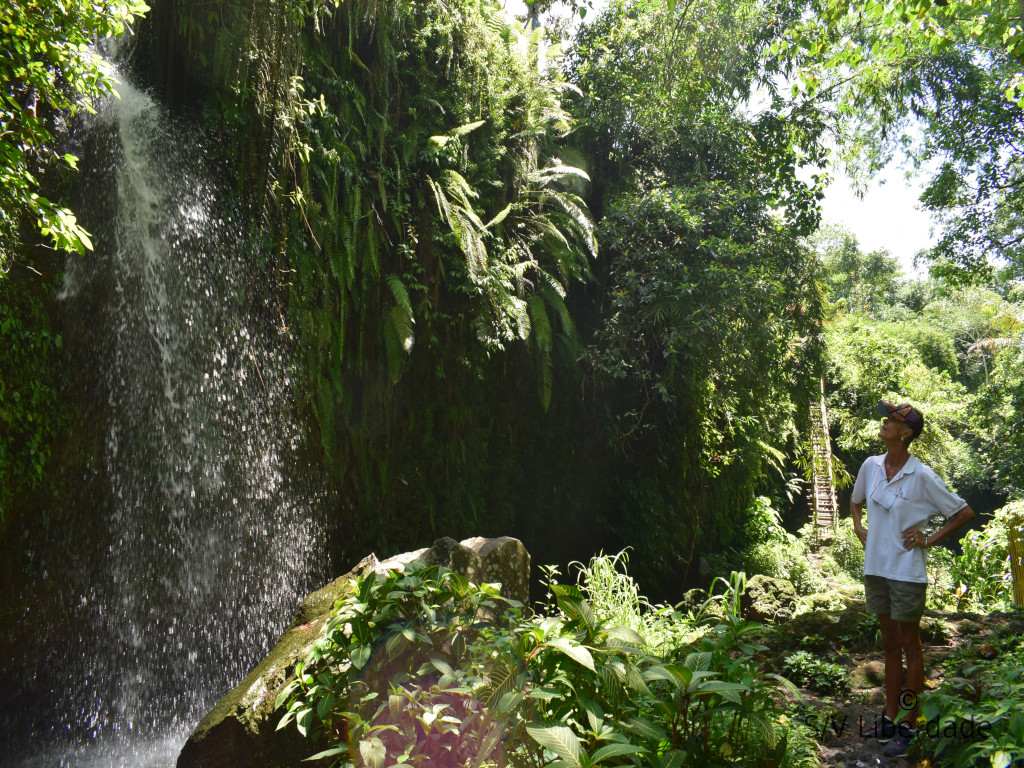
[741,574,798,623]
[849,659,886,689]
[770,605,874,652]
[176,536,530,768]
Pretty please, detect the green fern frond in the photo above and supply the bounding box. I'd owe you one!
[528,294,552,351]
[452,209,488,279]
[386,275,413,318]
[485,203,513,229]
[529,164,591,185]
[525,214,571,253]
[539,280,575,338]
[538,345,553,411]
[365,214,380,277]
[539,189,596,257]
[427,176,454,227]
[534,265,566,299]
[451,119,487,136]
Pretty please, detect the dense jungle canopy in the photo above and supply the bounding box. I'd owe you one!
[2,0,1024,598]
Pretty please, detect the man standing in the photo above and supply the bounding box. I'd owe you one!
[851,400,975,757]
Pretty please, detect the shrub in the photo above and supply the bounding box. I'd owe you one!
[781,651,848,697]
[930,501,1024,612]
[830,518,865,580]
[569,551,701,654]
[737,498,826,595]
[919,635,1024,767]
[278,562,815,767]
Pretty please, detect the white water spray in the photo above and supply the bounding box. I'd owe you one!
[21,73,327,768]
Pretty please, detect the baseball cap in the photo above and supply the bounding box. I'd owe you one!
[878,399,924,438]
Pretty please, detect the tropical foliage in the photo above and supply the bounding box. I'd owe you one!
[0,0,148,268]
[278,559,813,768]
[782,0,1024,282]
[812,225,1024,500]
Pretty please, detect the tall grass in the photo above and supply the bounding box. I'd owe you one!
[570,550,703,653]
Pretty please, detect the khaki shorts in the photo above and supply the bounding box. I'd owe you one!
[864,575,927,623]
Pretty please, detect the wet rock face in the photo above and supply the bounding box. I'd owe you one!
[176,536,530,768]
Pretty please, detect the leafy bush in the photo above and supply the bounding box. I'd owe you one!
[929,501,1024,612]
[731,497,826,596]
[926,545,963,611]
[919,636,1024,767]
[569,551,701,654]
[278,562,814,767]
[0,274,65,524]
[781,651,848,697]
[829,518,865,581]
[276,563,523,765]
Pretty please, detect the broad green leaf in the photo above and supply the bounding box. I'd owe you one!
[591,742,647,763]
[274,680,300,709]
[304,746,347,761]
[695,680,748,702]
[296,707,313,736]
[360,737,386,768]
[316,692,336,720]
[525,724,582,766]
[546,637,595,671]
[623,717,667,742]
[351,644,372,669]
[604,625,645,647]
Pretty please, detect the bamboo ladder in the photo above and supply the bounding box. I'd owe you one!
[808,376,839,541]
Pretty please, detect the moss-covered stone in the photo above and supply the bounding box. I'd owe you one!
[741,574,798,623]
[176,536,530,768]
[849,660,885,689]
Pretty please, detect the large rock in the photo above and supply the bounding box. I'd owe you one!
[740,574,798,623]
[176,536,530,768]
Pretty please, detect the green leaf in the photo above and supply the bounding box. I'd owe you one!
[623,717,667,742]
[546,637,595,671]
[992,751,1012,768]
[582,697,604,731]
[360,737,387,768]
[694,679,748,702]
[525,724,582,766]
[274,680,300,709]
[604,625,645,647]
[316,691,336,720]
[451,119,486,136]
[304,746,347,761]
[296,707,313,736]
[591,742,647,763]
[351,644,372,669]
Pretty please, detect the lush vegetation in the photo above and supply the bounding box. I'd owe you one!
[0,0,148,266]
[34,0,828,593]
[278,558,815,768]
[4,0,1024,762]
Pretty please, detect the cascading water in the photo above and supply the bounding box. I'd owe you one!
[7,71,327,767]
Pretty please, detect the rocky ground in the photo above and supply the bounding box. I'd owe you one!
[767,605,1023,768]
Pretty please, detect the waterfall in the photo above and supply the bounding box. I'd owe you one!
[9,72,327,767]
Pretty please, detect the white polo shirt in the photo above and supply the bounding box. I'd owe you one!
[851,454,967,583]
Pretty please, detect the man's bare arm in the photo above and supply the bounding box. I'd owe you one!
[851,500,866,548]
[924,506,975,549]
